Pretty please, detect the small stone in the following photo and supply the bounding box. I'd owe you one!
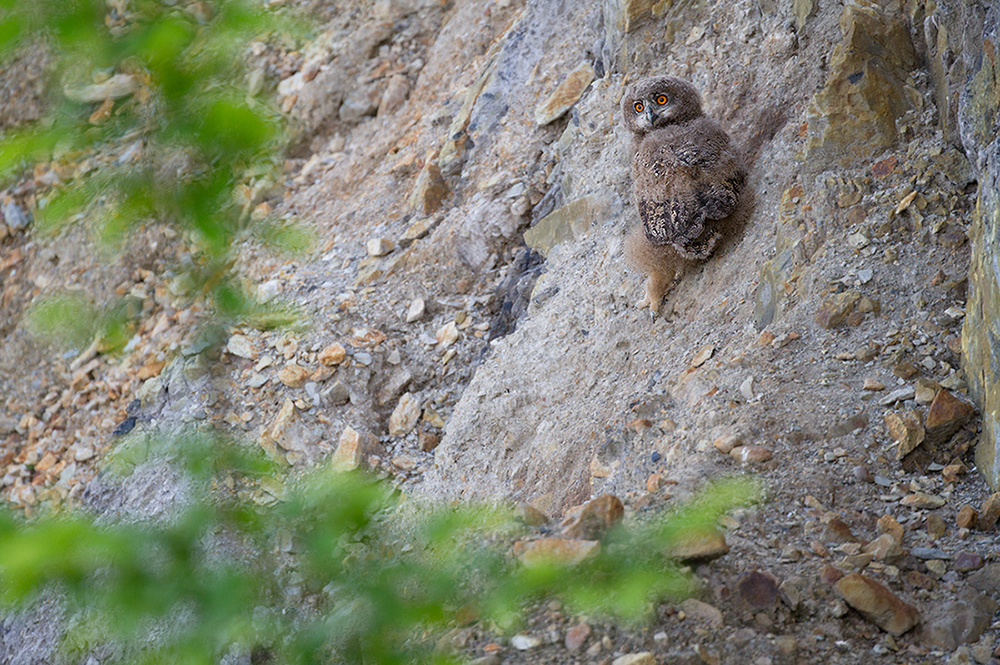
[815,291,861,328]
[956,505,978,530]
[912,546,951,561]
[562,494,624,539]
[976,493,1000,531]
[900,492,946,509]
[278,364,310,388]
[518,503,549,526]
[729,445,772,463]
[823,517,860,544]
[73,447,95,462]
[914,378,940,404]
[646,473,664,492]
[953,551,984,572]
[436,321,459,348]
[876,515,904,544]
[534,61,595,125]
[820,565,845,584]
[63,73,139,102]
[332,426,365,471]
[713,432,741,454]
[418,430,440,452]
[318,343,347,366]
[565,623,591,651]
[611,653,656,665]
[893,362,920,380]
[835,572,919,635]
[226,334,257,359]
[388,393,421,437]
[511,634,542,650]
[679,598,724,627]
[248,373,268,388]
[925,390,974,445]
[926,513,947,539]
[366,237,395,257]
[406,298,425,323]
[668,527,729,562]
[879,386,916,406]
[392,454,418,471]
[853,465,874,482]
[863,378,885,391]
[862,533,905,563]
[922,594,999,651]
[884,410,925,459]
[942,463,966,482]
[34,452,57,474]
[409,153,449,215]
[737,570,779,608]
[513,538,601,567]
[691,344,715,367]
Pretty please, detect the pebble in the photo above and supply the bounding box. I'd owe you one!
[863,378,885,391]
[956,505,978,529]
[976,493,1000,530]
[729,445,773,463]
[953,551,984,571]
[332,426,366,471]
[226,334,257,360]
[354,352,373,366]
[366,237,395,257]
[406,298,426,323]
[248,373,268,388]
[518,503,549,526]
[834,572,919,635]
[2,201,30,231]
[388,393,421,437]
[278,364,310,388]
[318,343,347,366]
[436,321,459,348]
[713,432,741,454]
[667,527,729,562]
[679,598,724,627]
[691,344,715,367]
[879,386,915,406]
[565,623,591,651]
[736,570,779,608]
[510,634,542,650]
[611,654,656,665]
[884,410,925,459]
[912,547,950,560]
[561,494,624,539]
[815,291,861,328]
[512,538,601,567]
[925,389,974,444]
[862,534,904,563]
[900,492,946,509]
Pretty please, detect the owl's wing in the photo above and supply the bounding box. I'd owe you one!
[637,195,719,260]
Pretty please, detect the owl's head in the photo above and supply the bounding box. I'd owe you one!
[621,76,703,135]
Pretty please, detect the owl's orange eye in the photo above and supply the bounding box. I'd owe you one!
[634,101,644,113]
[655,94,669,105]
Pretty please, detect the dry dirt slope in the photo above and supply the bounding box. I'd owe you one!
[2,0,1000,662]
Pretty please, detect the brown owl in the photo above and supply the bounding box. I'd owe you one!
[621,76,751,315]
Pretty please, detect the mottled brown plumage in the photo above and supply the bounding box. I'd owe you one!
[621,76,751,315]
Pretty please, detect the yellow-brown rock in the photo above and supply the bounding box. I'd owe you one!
[924,389,974,445]
[561,494,624,539]
[513,537,601,567]
[885,410,925,459]
[534,62,595,126]
[834,572,919,635]
[803,4,917,169]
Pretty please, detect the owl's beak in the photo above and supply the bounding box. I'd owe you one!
[645,108,659,125]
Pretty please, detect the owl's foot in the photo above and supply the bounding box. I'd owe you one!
[636,272,669,318]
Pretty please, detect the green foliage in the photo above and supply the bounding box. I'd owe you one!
[0,0,311,329]
[0,434,759,664]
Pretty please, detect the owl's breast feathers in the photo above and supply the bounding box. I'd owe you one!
[633,118,747,259]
